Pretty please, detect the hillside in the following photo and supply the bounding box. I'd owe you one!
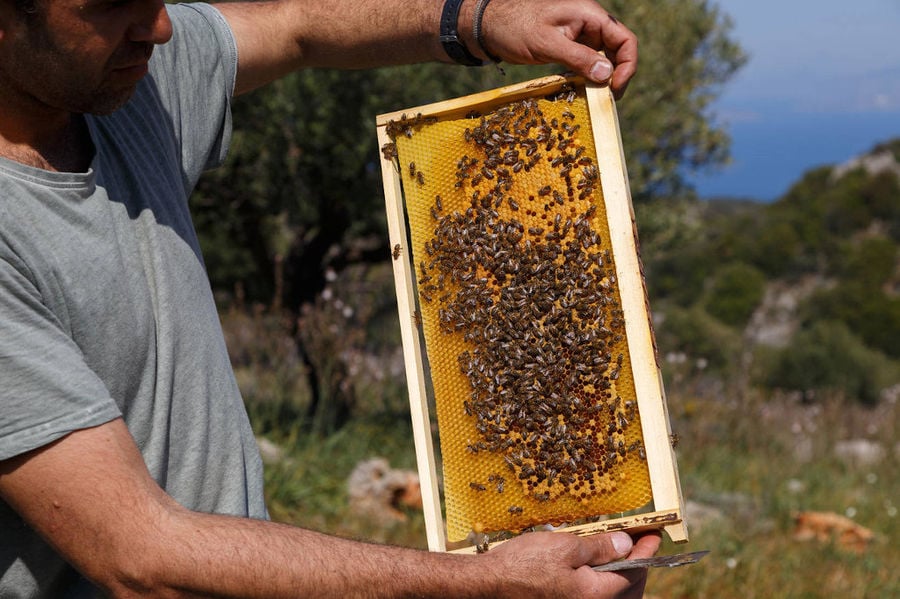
[637,138,900,405]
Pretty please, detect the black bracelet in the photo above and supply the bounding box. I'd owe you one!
[440,0,484,67]
[472,0,502,64]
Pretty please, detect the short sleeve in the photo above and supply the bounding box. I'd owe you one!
[0,256,121,461]
[146,2,239,177]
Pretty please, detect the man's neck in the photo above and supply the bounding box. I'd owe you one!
[0,107,94,173]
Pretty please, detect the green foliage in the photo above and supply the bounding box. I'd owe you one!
[659,392,900,598]
[823,169,900,238]
[761,320,898,405]
[258,418,426,548]
[655,304,742,371]
[733,159,900,279]
[832,236,897,285]
[222,306,312,433]
[804,281,900,360]
[647,245,715,305]
[704,262,765,327]
[638,141,900,404]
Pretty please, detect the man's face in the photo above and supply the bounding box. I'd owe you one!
[0,0,173,115]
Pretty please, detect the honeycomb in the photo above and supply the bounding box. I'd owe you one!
[386,86,652,542]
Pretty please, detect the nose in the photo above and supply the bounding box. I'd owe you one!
[129,0,174,45]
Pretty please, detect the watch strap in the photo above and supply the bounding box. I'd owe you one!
[440,0,485,67]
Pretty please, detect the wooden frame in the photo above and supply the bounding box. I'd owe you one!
[376,75,687,552]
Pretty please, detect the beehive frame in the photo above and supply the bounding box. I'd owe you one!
[376,75,686,552]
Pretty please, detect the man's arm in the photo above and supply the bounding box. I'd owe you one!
[214,0,638,97]
[0,417,660,597]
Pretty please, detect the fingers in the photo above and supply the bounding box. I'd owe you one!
[551,8,638,97]
[630,531,663,559]
[576,531,635,567]
[479,0,639,98]
[590,531,662,598]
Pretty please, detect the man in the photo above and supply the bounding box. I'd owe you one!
[0,0,658,596]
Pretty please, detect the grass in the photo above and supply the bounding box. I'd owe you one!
[649,390,900,598]
[255,415,428,548]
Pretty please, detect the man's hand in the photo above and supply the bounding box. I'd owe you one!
[462,0,638,97]
[486,529,661,598]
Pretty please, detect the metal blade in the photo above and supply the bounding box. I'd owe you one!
[591,550,710,573]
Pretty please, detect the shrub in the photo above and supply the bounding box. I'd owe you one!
[762,320,898,405]
[655,304,743,373]
[705,262,766,328]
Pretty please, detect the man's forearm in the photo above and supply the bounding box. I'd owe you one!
[216,0,450,95]
[147,506,655,599]
[141,508,501,598]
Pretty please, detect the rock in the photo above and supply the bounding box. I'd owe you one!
[256,436,286,464]
[347,457,422,525]
[831,149,900,182]
[793,510,875,553]
[833,439,886,468]
[684,500,724,533]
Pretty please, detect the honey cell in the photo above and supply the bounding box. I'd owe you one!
[388,88,652,542]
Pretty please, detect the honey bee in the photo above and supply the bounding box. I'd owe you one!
[533,491,551,502]
[391,243,401,260]
[380,142,397,161]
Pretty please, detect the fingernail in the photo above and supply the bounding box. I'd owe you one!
[590,59,614,82]
[611,532,633,556]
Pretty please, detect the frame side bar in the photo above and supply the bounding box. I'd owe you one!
[376,125,447,551]
[584,84,688,543]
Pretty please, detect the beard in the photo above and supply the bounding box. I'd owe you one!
[48,43,156,115]
[4,12,155,116]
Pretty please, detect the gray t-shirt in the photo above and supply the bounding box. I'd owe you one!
[0,4,267,596]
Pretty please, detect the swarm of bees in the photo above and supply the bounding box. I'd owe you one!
[386,87,650,535]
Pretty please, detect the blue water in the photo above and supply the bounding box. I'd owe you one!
[688,111,900,202]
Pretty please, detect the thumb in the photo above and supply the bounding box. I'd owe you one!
[549,38,615,85]
[580,531,634,567]
[588,56,615,84]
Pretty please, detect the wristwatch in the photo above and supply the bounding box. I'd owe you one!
[440,0,484,67]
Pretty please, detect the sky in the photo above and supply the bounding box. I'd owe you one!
[687,0,900,202]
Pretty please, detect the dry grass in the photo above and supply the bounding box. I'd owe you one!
[649,387,899,598]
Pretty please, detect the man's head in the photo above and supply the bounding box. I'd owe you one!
[0,0,173,116]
